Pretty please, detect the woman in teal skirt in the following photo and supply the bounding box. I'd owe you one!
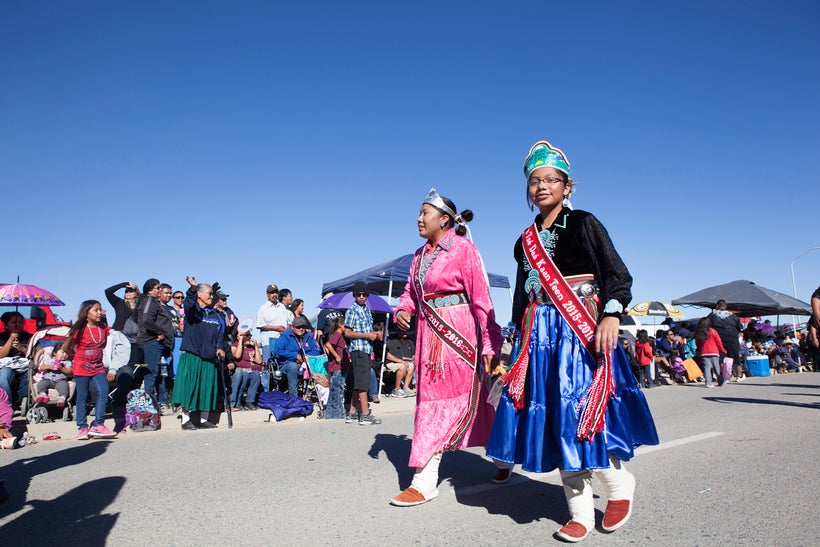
[172,276,226,430]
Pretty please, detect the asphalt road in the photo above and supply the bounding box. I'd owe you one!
[1,373,819,546]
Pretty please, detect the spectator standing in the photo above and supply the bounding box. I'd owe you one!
[316,292,344,346]
[323,316,349,419]
[634,330,654,388]
[344,282,383,425]
[134,278,175,409]
[279,289,295,326]
[104,281,140,332]
[257,284,289,363]
[173,277,226,430]
[63,300,118,440]
[695,317,727,387]
[708,299,745,382]
[167,289,184,366]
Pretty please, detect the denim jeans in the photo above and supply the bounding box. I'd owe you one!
[231,369,261,406]
[702,355,720,386]
[278,360,301,396]
[0,367,28,404]
[75,373,109,428]
[369,367,378,399]
[141,340,169,406]
[638,365,651,388]
[326,370,346,419]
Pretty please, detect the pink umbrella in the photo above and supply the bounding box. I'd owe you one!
[0,283,65,307]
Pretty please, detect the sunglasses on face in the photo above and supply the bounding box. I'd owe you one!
[354,292,368,297]
[173,296,184,300]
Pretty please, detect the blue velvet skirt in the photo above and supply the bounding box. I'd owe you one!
[487,303,659,472]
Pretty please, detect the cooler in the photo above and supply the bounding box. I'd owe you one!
[746,355,770,377]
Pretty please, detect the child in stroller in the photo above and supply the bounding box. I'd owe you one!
[34,342,73,407]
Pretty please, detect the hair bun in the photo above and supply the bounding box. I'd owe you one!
[459,209,474,223]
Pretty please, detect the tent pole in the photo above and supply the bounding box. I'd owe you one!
[378,280,395,397]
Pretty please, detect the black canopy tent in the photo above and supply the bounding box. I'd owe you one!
[672,279,812,318]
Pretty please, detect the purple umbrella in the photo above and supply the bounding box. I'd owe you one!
[0,283,65,307]
[317,292,393,313]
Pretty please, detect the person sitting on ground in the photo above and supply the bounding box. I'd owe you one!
[33,342,73,407]
[774,340,801,374]
[385,329,416,398]
[229,327,263,410]
[273,316,321,398]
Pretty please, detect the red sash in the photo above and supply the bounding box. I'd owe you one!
[503,223,615,441]
[413,255,479,376]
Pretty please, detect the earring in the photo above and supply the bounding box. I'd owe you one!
[562,196,570,207]
[439,221,446,228]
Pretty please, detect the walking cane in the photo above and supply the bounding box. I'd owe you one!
[218,355,233,429]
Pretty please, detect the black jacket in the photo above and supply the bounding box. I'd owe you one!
[134,296,175,349]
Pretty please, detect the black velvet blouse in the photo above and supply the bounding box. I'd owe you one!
[511,208,633,328]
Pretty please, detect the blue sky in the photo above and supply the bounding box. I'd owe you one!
[2,1,818,328]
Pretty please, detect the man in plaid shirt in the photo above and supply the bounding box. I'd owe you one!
[344,282,383,425]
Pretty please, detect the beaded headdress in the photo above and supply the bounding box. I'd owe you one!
[524,141,571,178]
[423,188,457,219]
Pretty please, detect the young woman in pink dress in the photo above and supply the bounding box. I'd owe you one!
[390,188,503,507]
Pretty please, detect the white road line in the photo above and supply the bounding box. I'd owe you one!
[450,431,725,496]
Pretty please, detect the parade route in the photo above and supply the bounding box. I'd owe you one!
[2,373,819,546]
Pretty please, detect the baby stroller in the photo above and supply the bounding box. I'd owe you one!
[302,354,328,419]
[25,325,75,423]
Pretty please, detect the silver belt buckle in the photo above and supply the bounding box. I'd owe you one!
[576,283,596,298]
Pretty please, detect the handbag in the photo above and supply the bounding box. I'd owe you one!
[722,357,733,381]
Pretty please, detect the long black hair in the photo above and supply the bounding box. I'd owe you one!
[66,300,102,342]
[695,317,711,344]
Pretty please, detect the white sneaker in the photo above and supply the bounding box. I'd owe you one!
[736,374,746,382]
[390,389,407,398]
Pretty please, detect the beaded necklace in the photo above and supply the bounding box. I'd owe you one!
[87,324,103,344]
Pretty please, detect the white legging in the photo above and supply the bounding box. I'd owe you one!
[559,456,635,530]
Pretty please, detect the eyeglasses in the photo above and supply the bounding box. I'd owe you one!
[354,292,368,297]
[292,326,306,330]
[527,176,564,187]
[173,295,184,299]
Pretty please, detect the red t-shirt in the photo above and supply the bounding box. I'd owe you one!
[73,324,111,376]
[232,342,262,371]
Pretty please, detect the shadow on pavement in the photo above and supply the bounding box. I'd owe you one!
[768,383,820,390]
[0,441,113,517]
[1,476,124,545]
[368,433,414,489]
[368,433,568,525]
[704,396,820,409]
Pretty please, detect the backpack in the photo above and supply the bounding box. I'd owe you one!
[125,388,162,432]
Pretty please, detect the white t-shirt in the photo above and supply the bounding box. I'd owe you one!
[257,301,290,346]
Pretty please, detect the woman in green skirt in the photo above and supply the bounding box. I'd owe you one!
[173,276,227,430]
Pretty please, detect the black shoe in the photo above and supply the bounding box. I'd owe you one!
[181,421,198,431]
[245,403,257,411]
[198,421,217,429]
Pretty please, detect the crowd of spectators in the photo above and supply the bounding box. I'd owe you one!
[0,279,418,434]
[618,299,818,389]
